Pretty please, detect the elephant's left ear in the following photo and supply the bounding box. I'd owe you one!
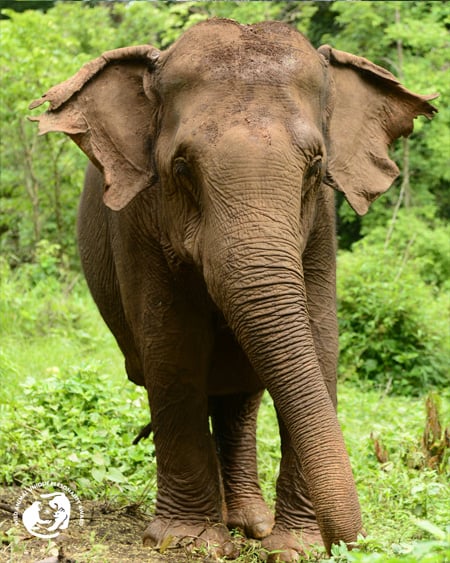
[318,45,438,215]
[29,45,160,210]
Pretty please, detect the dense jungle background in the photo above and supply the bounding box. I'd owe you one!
[0,1,449,562]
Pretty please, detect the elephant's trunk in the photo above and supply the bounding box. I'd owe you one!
[202,192,362,550]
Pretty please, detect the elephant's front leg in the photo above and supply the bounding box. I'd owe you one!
[141,299,236,559]
[209,391,274,540]
[261,414,323,562]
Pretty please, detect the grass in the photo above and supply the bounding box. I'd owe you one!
[0,259,449,561]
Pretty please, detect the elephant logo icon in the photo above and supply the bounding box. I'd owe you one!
[21,492,71,539]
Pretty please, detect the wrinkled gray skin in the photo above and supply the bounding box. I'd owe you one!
[30,19,436,561]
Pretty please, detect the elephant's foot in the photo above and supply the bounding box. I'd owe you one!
[142,516,239,559]
[226,498,274,539]
[260,525,323,562]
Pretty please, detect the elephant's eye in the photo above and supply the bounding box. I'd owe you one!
[303,155,323,188]
[173,156,200,207]
[173,157,191,178]
[309,155,323,180]
[303,155,323,196]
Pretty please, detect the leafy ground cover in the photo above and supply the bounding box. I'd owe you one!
[0,259,449,562]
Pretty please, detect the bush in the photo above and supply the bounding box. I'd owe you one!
[337,218,449,395]
[363,211,450,290]
[0,363,152,502]
[0,245,82,337]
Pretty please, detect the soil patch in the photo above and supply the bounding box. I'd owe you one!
[0,487,254,562]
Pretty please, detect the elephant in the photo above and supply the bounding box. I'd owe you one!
[29,19,437,561]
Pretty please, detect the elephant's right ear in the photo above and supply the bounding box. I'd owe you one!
[29,45,160,210]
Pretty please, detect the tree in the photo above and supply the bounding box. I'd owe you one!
[0,3,120,265]
[0,0,55,20]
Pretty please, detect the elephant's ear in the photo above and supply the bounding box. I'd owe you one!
[29,45,160,210]
[318,45,437,215]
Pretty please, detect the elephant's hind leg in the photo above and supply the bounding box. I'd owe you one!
[210,391,274,540]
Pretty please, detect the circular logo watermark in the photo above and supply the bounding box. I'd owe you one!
[13,481,84,539]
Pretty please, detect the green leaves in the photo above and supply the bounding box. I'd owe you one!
[337,212,449,395]
[0,362,153,501]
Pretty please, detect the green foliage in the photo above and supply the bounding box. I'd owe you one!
[82,1,286,51]
[0,246,80,337]
[0,362,152,501]
[0,0,55,20]
[337,213,449,395]
[326,526,450,562]
[368,212,450,290]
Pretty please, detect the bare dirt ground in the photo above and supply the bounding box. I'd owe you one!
[0,487,253,563]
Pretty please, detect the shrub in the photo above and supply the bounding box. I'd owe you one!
[337,228,449,395]
[364,211,450,290]
[0,247,83,338]
[0,364,153,502]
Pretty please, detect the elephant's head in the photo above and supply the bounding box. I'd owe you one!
[29,19,436,550]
